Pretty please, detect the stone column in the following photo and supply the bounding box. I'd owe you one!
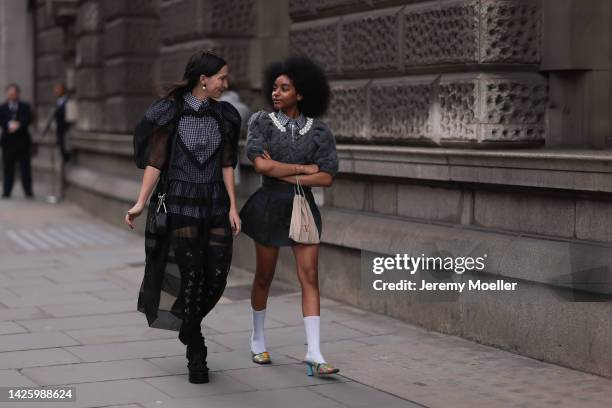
[542,0,612,148]
[75,0,104,132]
[0,0,35,103]
[102,1,158,133]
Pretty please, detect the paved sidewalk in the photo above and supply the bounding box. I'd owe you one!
[1,197,611,408]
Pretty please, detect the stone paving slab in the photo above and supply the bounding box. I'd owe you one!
[0,198,611,407]
[144,372,255,398]
[16,311,144,332]
[147,349,297,375]
[41,299,136,317]
[21,359,169,385]
[0,348,80,369]
[0,331,79,352]
[0,320,28,335]
[223,363,351,390]
[0,306,46,321]
[64,325,178,345]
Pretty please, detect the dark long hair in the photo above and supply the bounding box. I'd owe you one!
[263,56,330,118]
[162,50,227,101]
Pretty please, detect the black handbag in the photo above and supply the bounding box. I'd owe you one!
[150,103,182,236]
[151,192,168,235]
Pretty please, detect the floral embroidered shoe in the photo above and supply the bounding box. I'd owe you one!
[304,360,340,376]
[252,351,271,364]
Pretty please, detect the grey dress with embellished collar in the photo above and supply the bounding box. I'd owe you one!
[239,110,338,247]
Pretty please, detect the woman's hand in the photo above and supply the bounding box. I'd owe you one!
[302,164,319,175]
[229,207,241,236]
[125,203,145,229]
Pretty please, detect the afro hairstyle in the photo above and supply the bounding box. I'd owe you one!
[263,56,331,118]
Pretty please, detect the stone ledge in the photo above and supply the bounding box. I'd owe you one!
[71,131,133,157]
[65,166,137,203]
[239,142,612,193]
[320,206,612,295]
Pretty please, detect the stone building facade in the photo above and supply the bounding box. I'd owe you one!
[2,0,611,378]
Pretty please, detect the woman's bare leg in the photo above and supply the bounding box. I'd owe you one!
[250,242,279,356]
[292,244,320,317]
[250,242,279,310]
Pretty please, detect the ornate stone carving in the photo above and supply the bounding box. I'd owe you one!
[438,73,547,143]
[404,1,479,66]
[480,0,541,64]
[210,0,256,36]
[325,80,369,140]
[480,75,547,141]
[290,19,339,74]
[438,78,478,141]
[341,8,401,73]
[370,77,433,141]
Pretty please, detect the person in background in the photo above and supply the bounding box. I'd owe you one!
[0,84,33,198]
[53,83,71,162]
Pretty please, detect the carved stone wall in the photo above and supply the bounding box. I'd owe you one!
[102,1,158,134]
[34,0,72,129]
[74,0,104,131]
[289,0,546,147]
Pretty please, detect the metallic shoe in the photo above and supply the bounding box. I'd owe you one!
[304,360,340,376]
[252,351,271,365]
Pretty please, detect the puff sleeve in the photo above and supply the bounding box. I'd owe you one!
[133,99,175,170]
[220,101,242,169]
[312,121,338,176]
[245,111,267,162]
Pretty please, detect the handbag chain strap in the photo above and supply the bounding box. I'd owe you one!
[156,99,183,212]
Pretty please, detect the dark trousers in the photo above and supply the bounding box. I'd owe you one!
[2,146,32,197]
[56,130,70,162]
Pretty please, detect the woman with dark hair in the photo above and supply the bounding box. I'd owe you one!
[125,50,242,384]
[240,56,339,376]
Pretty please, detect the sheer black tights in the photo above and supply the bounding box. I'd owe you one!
[173,214,233,345]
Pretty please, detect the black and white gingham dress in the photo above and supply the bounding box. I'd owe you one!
[145,92,229,219]
[136,93,241,334]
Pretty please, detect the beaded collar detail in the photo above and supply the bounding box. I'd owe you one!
[269,112,314,136]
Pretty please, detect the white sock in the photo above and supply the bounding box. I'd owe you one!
[250,307,267,354]
[303,315,326,364]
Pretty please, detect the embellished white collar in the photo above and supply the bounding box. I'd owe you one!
[269,112,313,136]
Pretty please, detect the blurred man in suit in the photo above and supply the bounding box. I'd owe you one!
[0,84,33,198]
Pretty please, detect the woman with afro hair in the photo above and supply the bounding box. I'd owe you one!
[240,56,339,376]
